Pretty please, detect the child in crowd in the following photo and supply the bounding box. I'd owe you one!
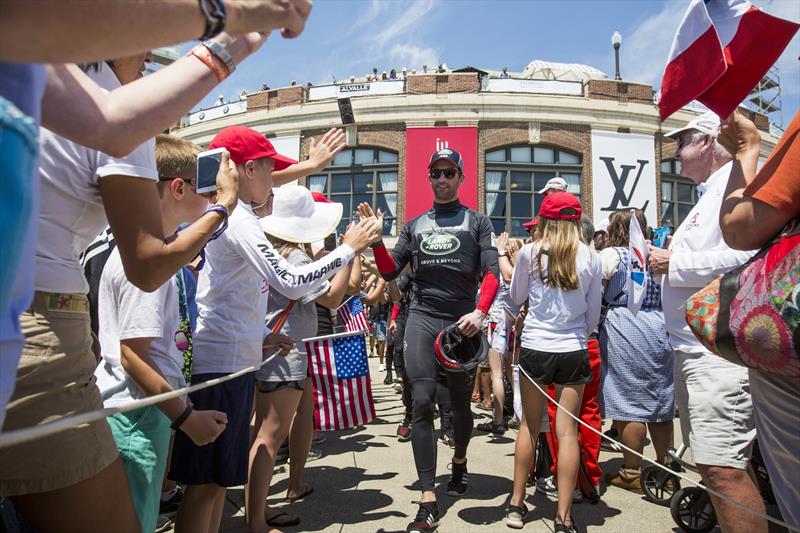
[168,126,380,533]
[246,185,353,531]
[504,192,602,533]
[94,135,229,533]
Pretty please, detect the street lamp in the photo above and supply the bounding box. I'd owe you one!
[611,31,622,80]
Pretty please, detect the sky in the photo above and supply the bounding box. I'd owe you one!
[193,0,800,128]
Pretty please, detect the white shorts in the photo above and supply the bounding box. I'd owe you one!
[673,349,755,469]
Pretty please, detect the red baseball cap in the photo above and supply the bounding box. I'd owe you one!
[522,216,540,230]
[311,192,333,203]
[538,192,582,221]
[209,125,297,170]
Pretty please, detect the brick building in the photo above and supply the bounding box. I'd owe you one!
[174,63,778,241]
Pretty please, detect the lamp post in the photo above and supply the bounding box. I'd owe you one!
[611,31,622,80]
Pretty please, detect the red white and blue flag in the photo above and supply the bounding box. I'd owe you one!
[659,0,798,120]
[305,330,376,431]
[627,211,649,316]
[337,295,370,332]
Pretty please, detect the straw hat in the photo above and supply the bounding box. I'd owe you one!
[259,185,342,243]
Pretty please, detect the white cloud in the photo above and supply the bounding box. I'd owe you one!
[370,0,436,49]
[389,43,439,70]
[620,3,687,87]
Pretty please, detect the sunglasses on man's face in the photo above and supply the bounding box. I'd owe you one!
[429,168,459,180]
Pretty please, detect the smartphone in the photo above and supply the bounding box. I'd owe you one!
[324,231,338,252]
[351,210,361,225]
[196,147,226,194]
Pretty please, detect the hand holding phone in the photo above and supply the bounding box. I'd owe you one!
[196,148,238,212]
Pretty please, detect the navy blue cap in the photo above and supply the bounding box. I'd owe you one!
[428,148,464,173]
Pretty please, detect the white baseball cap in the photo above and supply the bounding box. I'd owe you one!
[537,176,568,195]
[665,111,721,139]
[259,185,342,244]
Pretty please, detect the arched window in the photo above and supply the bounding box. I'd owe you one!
[484,145,582,236]
[307,147,399,236]
[660,159,697,228]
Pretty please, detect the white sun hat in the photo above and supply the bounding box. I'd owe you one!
[259,185,342,244]
[537,176,568,194]
[665,111,721,139]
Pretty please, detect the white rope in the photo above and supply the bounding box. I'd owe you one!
[514,363,799,532]
[0,329,370,449]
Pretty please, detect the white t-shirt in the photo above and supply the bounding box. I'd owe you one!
[660,162,756,353]
[35,63,158,294]
[599,247,623,280]
[509,241,603,352]
[192,200,355,374]
[95,248,184,408]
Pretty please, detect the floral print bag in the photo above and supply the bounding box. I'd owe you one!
[685,222,800,377]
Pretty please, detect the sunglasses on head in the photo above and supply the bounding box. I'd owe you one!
[429,168,459,180]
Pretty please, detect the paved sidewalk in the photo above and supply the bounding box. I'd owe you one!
[165,357,695,532]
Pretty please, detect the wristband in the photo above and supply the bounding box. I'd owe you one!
[369,240,384,249]
[189,44,229,82]
[171,404,193,430]
[198,0,227,41]
[207,204,229,240]
[202,40,236,76]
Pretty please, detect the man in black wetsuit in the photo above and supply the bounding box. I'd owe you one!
[361,148,499,533]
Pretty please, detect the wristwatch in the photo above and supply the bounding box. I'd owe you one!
[498,251,508,257]
[202,39,236,75]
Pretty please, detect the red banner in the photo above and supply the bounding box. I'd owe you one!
[404,127,478,221]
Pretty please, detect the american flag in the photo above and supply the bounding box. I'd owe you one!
[305,330,376,431]
[337,296,370,332]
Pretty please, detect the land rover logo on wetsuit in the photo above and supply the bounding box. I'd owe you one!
[421,235,460,255]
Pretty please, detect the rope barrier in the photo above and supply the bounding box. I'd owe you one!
[514,363,798,532]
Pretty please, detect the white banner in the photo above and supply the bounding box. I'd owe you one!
[590,131,657,227]
[481,77,583,96]
[186,101,247,126]
[308,80,405,101]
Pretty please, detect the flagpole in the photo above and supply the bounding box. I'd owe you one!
[302,328,369,344]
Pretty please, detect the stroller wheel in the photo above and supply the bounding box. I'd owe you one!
[670,486,717,533]
[641,464,680,507]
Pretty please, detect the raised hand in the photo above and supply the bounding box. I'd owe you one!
[343,217,381,252]
[307,128,346,172]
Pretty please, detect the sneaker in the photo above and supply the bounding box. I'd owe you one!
[572,489,583,503]
[305,447,324,463]
[554,518,579,533]
[606,467,643,494]
[599,428,621,452]
[504,503,528,529]
[406,501,439,532]
[536,475,557,499]
[397,418,412,442]
[155,514,174,533]
[312,430,326,445]
[446,461,468,497]
[383,375,393,385]
[379,363,386,372]
[394,382,403,393]
[159,486,183,514]
[438,431,455,448]
[507,416,520,430]
[476,420,506,434]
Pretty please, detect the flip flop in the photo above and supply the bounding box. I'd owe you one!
[266,509,300,527]
[286,483,314,502]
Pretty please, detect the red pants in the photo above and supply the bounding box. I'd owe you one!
[546,338,602,488]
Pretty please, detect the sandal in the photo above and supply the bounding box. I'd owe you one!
[505,503,528,529]
[475,402,493,412]
[266,509,300,527]
[286,483,314,502]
